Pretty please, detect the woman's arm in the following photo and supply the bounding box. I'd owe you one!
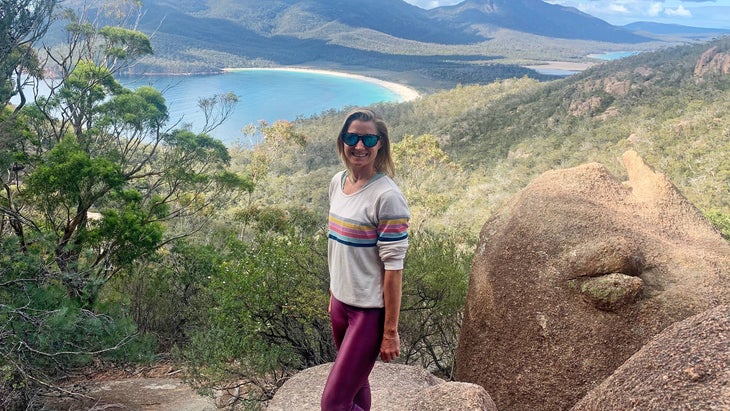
[380,269,402,362]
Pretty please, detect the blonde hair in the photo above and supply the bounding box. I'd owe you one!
[336,108,395,177]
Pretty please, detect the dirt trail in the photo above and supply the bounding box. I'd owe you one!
[44,363,218,411]
[46,377,216,411]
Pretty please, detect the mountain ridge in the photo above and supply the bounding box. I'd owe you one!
[119,0,664,78]
[623,21,730,36]
[56,0,719,87]
[427,0,650,43]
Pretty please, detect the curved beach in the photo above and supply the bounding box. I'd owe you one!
[223,67,421,102]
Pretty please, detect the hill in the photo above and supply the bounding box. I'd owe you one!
[428,0,650,43]
[53,0,668,87]
[236,36,730,238]
[623,22,730,38]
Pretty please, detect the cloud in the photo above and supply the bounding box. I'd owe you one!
[545,0,730,28]
[665,5,693,16]
[647,2,664,17]
[403,0,461,9]
[608,4,629,13]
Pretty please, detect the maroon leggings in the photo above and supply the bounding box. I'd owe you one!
[321,296,384,411]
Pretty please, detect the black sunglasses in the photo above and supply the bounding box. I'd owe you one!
[342,132,380,148]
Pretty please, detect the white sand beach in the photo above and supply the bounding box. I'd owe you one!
[223,67,421,102]
[523,61,596,72]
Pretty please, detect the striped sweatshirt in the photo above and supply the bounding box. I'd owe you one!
[328,170,410,308]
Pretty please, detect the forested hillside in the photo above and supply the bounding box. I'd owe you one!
[3,1,729,409]
[53,0,668,87]
[239,36,730,239]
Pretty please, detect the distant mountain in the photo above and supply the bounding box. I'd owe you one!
[428,0,652,43]
[141,0,653,45]
[138,0,481,45]
[623,22,730,37]
[56,0,664,78]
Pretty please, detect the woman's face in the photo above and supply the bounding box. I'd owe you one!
[344,119,381,171]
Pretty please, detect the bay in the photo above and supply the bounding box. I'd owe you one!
[119,69,405,146]
[588,51,640,61]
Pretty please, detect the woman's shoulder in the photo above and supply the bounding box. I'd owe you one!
[374,174,403,192]
[372,175,408,205]
[329,170,346,195]
[330,170,346,185]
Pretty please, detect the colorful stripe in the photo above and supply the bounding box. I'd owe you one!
[329,214,378,247]
[328,214,408,247]
[377,218,409,242]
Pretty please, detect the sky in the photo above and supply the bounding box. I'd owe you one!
[403,0,730,29]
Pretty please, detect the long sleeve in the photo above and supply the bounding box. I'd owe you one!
[376,188,409,270]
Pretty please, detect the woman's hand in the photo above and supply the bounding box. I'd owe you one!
[380,332,400,362]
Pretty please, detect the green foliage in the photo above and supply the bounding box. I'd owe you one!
[99,26,153,60]
[180,230,333,405]
[62,59,121,98]
[25,135,124,206]
[99,86,169,130]
[0,237,155,410]
[101,240,222,349]
[400,230,473,379]
[0,0,54,107]
[91,190,165,267]
[1,5,246,408]
[706,210,730,241]
[392,133,467,231]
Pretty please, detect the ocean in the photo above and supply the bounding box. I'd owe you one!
[119,69,405,146]
[588,51,641,61]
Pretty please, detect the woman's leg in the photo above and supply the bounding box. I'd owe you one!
[321,297,384,411]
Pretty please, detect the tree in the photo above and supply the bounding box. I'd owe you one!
[181,229,333,408]
[400,230,472,380]
[1,2,249,407]
[392,133,465,231]
[0,0,55,108]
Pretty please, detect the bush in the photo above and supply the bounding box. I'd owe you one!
[179,231,333,407]
[399,230,473,379]
[101,240,221,350]
[706,209,730,241]
[0,239,155,409]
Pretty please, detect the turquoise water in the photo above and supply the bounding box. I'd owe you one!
[119,70,403,145]
[588,51,640,61]
[530,68,580,76]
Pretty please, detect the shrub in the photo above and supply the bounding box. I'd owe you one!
[400,230,473,379]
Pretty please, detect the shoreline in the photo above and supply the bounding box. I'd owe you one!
[223,67,421,102]
[522,61,597,72]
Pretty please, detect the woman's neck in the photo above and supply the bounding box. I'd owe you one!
[348,167,376,183]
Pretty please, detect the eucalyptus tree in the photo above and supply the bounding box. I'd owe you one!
[1,1,250,407]
[0,0,55,108]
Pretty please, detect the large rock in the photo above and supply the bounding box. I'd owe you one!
[267,362,496,410]
[694,46,730,77]
[572,305,729,411]
[455,150,730,411]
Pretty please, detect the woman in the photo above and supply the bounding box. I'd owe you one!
[321,109,410,411]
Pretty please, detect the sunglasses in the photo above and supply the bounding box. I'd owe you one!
[342,132,380,148]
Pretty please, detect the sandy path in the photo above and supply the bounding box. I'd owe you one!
[45,378,217,410]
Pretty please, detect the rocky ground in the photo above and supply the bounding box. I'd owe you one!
[43,363,216,411]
